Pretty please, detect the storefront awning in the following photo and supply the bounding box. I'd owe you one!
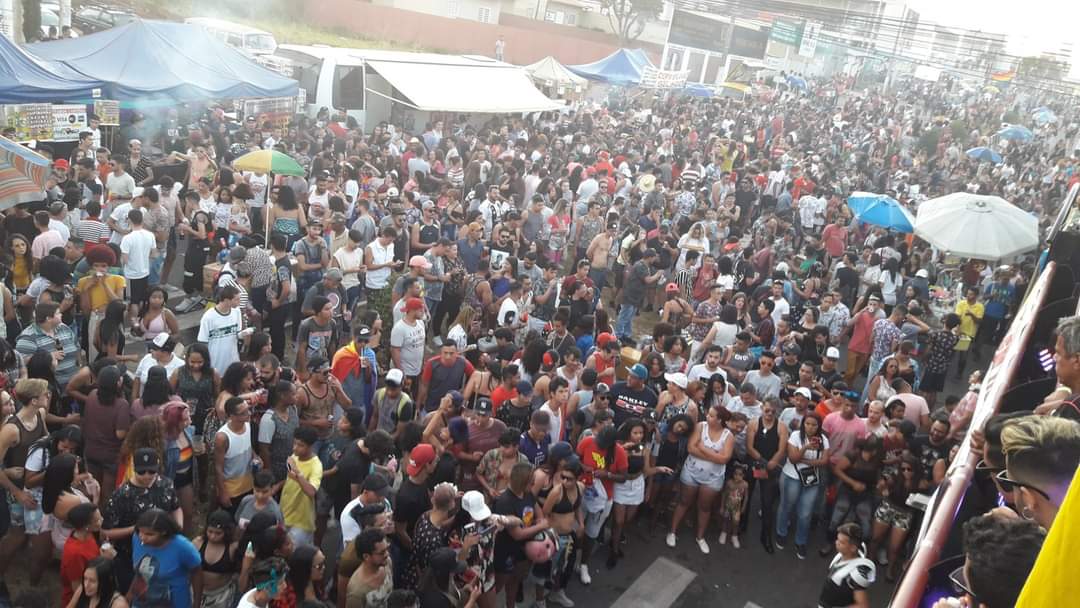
[365,57,562,114]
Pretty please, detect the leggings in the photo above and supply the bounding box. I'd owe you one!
[758,473,781,542]
[267,305,289,362]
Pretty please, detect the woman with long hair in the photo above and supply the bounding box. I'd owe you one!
[879,257,901,313]
[82,365,127,503]
[192,510,240,608]
[545,198,571,266]
[206,362,258,456]
[43,452,98,555]
[170,343,219,501]
[700,373,730,411]
[656,373,699,425]
[161,401,196,536]
[267,185,307,249]
[280,543,327,607]
[95,300,137,363]
[243,331,273,364]
[866,358,900,406]
[869,453,922,581]
[129,510,200,608]
[131,366,177,419]
[667,405,734,554]
[775,412,831,559]
[116,416,165,488]
[134,287,178,346]
[60,503,112,607]
[65,556,128,608]
[446,305,477,352]
[731,292,753,329]
[610,418,673,568]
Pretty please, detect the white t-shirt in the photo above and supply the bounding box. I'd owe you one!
[782,431,831,480]
[120,228,156,279]
[497,298,519,327]
[49,219,71,241]
[390,318,426,376]
[244,172,269,208]
[333,247,365,290]
[133,353,185,387]
[105,171,135,202]
[770,296,790,326]
[198,306,243,375]
[688,363,727,384]
[308,187,330,221]
[108,202,133,244]
[235,589,262,608]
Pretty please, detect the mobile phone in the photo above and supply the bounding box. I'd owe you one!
[478,523,497,536]
[463,522,477,535]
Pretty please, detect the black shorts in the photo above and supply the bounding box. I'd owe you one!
[921,370,947,393]
[129,276,149,306]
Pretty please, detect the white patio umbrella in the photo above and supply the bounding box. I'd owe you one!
[914,192,1039,260]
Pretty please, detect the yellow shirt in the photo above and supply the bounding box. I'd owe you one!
[955,300,984,338]
[12,257,29,290]
[77,274,127,312]
[281,455,323,531]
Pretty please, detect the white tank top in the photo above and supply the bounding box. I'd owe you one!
[685,424,731,476]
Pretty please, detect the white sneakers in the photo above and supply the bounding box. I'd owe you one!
[578,564,591,585]
[665,533,677,547]
[547,589,574,607]
[731,536,741,549]
[696,537,710,554]
[718,532,728,545]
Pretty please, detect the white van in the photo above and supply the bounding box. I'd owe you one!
[184,18,277,56]
[272,45,368,123]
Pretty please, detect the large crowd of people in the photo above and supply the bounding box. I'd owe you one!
[0,68,1078,608]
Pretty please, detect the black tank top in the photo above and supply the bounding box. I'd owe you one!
[753,416,780,461]
[199,540,238,575]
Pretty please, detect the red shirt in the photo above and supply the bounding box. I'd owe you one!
[576,435,628,498]
[793,176,815,201]
[821,224,848,258]
[490,385,517,409]
[61,534,100,607]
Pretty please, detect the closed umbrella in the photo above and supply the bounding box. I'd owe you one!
[965,147,1002,164]
[915,193,1039,259]
[846,192,915,233]
[0,136,49,211]
[995,124,1034,142]
[231,149,305,177]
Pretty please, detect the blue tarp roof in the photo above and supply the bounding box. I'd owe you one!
[568,48,655,86]
[29,19,298,102]
[0,33,104,103]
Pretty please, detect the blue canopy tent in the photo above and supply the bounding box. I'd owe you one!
[29,19,298,103]
[569,48,655,86]
[0,32,103,103]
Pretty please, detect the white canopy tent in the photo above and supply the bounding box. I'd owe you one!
[364,53,563,114]
[524,56,587,96]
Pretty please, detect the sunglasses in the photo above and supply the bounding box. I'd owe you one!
[974,458,1004,475]
[995,470,1051,501]
[948,565,981,604]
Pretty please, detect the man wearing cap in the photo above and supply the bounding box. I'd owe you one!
[102,447,182,592]
[369,369,415,437]
[776,343,803,386]
[332,324,380,422]
[496,380,535,435]
[390,296,427,395]
[392,444,436,582]
[616,249,665,340]
[816,347,843,392]
[301,267,349,330]
[781,387,814,432]
[843,295,884,386]
[340,471,393,545]
[132,334,183,399]
[456,221,486,275]
[296,355,351,464]
[393,255,431,310]
[609,363,659,427]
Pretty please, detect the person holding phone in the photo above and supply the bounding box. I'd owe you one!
[775,412,831,560]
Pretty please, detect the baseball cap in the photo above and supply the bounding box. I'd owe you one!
[826,346,841,359]
[385,369,404,387]
[360,472,390,497]
[516,380,534,396]
[354,325,373,342]
[422,200,436,210]
[308,217,323,226]
[916,268,929,278]
[782,343,802,356]
[629,363,648,380]
[53,159,70,170]
[409,255,432,269]
[386,186,400,197]
[594,382,611,396]
[474,396,494,416]
[430,547,467,576]
[406,443,437,476]
[868,294,882,302]
[404,297,425,313]
[228,246,247,263]
[664,372,688,389]
[447,390,464,408]
[794,387,812,400]
[462,490,492,520]
[307,356,330,373]
[133,448,160,474]
[330,212,347,224]
[151,333,176,352]
[665,282,679,293]
[324,268,344,281]
[597,332,617,350]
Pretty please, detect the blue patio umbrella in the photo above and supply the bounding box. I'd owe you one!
[846,192,915,233]
[996,124,1034,142]
[965,146,1002,164]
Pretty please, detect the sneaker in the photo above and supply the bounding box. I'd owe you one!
[548,590,574,607]
[666,532,677,548]
[796,545,807,560]
[731,536,741,549]
[696,537,710,554]
[533,600,547,608]
[175,296,192,311]
[718,532,728,545]
[578,564,591,585]
[775,536,787,550]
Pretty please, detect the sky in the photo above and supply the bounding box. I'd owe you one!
[905,0,1078,74]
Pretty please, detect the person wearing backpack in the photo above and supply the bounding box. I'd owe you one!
[368,369,414,439]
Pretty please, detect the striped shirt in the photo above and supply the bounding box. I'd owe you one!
[15,323,80,388]
[76,218,111,245]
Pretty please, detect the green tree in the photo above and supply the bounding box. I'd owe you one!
[601,0,662,46]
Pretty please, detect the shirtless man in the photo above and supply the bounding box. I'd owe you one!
[586,222,618,305]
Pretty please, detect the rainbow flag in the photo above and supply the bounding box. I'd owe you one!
[991,70,1016,82]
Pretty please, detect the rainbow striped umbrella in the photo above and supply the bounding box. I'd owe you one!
[0,136,49,211]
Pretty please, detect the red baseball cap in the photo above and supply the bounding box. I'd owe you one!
[404,297,425,313]
[406,443,436,476]
[597,332,617,349]
[54,159,70,170]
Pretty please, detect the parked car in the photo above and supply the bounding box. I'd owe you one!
[72,4,135,33]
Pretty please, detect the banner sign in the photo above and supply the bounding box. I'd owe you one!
[51,104,89,142]
[798,22,821,58]
[770,18,804,46]
[242,97,296,127]
[93,100,120,126]
[640,67,691,90]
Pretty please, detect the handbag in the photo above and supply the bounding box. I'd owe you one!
[797,465,820,487]
[752,460,768,480]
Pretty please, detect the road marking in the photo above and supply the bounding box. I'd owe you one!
[611,556,696,608]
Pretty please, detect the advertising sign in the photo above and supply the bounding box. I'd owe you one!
[51,104,89,142]
[242,97,296,127]
[640,67,691,90]
[798,22,821,58]
[770,18,804,46]
[93,100,120,126]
